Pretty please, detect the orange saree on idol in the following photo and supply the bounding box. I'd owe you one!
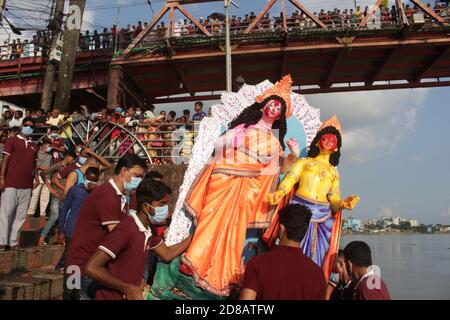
[180,76,295,296]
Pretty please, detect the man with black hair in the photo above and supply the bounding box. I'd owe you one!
[326,249,353,300]
[33,109,48,134]
[48,125,66,163]
[8,110,24,128]
[84,177,191,300]
[343,241,391,300]
[240,204,326,300]
[39,150,78,245]
[0,117,38,251]
[192,101,206,122]
[59,166,100,299]
[27,139,53,217]
[145,170,163,181]
[176,109,191,124]
[66,154,147,300]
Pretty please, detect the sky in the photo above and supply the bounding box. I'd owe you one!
[1,0,449,224]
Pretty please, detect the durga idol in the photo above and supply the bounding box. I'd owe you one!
[267,115,360,280]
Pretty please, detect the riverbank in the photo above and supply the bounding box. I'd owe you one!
[342,231,450,236]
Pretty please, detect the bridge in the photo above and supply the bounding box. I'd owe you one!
[1,0,450,110]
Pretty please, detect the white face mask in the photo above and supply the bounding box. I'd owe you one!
[147,204,169,224]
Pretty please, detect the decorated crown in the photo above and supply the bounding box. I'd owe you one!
[255,75,293,117]
[319,114,343,136]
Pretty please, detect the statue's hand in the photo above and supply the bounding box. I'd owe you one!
[342,195,360,210]
[268,190,285,205]
[286,138,300,158]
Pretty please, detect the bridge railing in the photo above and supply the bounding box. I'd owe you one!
[2,5,450,61]
[0,43,44,60]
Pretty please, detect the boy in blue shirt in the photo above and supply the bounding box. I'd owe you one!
[59,166,100,300]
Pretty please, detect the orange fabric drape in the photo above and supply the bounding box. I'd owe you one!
[181,128,281,296]
[322,211,343,282]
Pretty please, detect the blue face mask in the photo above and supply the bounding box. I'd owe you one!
[124,176,142,192]
[45,146,52,153]
[78,156,87,165]
[50,133,59,138]
[22,126,34,136]
[148,204,169,224]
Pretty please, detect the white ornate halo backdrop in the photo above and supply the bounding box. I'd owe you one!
[165,80,323,246]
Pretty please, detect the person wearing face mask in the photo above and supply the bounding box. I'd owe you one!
[343,241,391,300]
[56,139,91,178]
[26,139,53,218]
[57,167,100,300]
[39,150,78,246]
[63,148,112,198]
[0,118,38,251]
[326,249,353,300]
[84,177,192,300]
[48,126,65,163]
[66,154,148,300]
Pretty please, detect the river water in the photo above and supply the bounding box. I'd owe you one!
[340,234,450,299]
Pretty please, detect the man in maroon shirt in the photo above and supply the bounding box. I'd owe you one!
[84,177,192,300]
[0,118,38,250]
[240,204,326,300]
[47,126,66,163]
[343,241,391,300]
[66,154,147,299]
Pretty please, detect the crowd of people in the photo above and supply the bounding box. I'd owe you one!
[2,1,449,60]
[0,113,391,300]
[0,102,210,165]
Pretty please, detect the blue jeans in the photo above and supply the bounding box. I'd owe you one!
[41,197,61,238]
[79,276,98,300]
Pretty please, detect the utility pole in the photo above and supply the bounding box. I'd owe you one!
[225,0,239,92]
[114,0,121,54]
[41,0,65,112]
[225,0,231,92]
[54,0,86,112]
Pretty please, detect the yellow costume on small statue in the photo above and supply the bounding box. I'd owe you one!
[266,115,360,281]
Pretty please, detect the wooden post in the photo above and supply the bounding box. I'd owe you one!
[41,0,65,112]
[107,66,122,109]
[169,5,175,38]
[54,0,86,112]
[281,0,288,32]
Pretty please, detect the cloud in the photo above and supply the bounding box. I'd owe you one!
[81,10,96,31]
[377,199,400,218]
[306,88,430,163]
[441,207,450,218]
[0,0,48,42]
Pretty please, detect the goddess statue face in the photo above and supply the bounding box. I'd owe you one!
[262,99,282,122]
[318,133,338,153]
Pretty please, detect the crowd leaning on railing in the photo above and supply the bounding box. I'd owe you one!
[0,102,209,165]
[2,1,450,60]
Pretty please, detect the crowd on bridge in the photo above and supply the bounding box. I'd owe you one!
[2,1,450,60]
